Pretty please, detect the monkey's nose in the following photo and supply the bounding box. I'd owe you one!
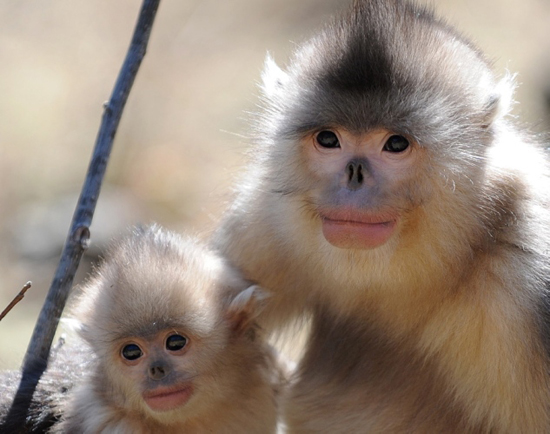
[149,364,168,381]
[346,158,367,190]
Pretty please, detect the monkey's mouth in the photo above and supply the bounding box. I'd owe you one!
[320,211,398,249]
[143,384,194,412]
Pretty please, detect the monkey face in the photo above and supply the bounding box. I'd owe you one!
[114,329,195,414]
[304,127,421,249]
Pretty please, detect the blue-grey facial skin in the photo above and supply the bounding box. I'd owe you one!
[114,330,195,398]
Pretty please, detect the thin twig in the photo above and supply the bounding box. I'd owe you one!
[0,281,32,322]
[3,1,161,431]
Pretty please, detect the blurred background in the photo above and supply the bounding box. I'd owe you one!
[1,0,550,370]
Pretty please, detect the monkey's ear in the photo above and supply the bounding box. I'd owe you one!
[482,74,516,127]
[227,285,271,333]
[261,53,288,98]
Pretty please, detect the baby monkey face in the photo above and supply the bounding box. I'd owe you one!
[116,328,194,412]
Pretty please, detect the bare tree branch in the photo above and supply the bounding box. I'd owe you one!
[0,282,32,322]
[3,1,161,431]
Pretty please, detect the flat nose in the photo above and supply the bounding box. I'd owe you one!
[346,158,368,190]
[148,363,169,381]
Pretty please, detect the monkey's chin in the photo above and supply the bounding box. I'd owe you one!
[143,384,194,412]
[321,216,397,249]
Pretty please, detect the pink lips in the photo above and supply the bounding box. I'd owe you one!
[320,210,398,249]
[143,384,194,412]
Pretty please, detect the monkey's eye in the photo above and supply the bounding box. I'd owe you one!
[383,135,410,153]
[316,130,340,149]
[166,334,187,352]
[121,344,143,361]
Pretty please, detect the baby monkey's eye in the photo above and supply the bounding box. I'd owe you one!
[121,344,143,361]
[316,130,340,149]
[166,334,187,352]
[383,135,410,153]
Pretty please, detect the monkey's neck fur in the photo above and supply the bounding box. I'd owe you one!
[216,128,550,432]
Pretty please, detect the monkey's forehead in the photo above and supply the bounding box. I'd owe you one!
[269,0,497,145]
[114,318,185,339]
[93,305,224,344]
[78,276,227,342]
[108,324,195,345]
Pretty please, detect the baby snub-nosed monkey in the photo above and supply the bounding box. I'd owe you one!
[54,225,282,434]
[214,0,550,432]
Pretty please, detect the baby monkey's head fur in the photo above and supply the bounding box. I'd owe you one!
[69,225,274,429]
[76,226,246,355]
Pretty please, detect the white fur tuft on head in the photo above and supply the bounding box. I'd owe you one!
[261,53,288,99]
[493,72,517,120]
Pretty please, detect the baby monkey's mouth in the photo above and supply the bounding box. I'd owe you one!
[143,383,194,412]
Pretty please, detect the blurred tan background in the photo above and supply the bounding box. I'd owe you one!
[1,0,550,370]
